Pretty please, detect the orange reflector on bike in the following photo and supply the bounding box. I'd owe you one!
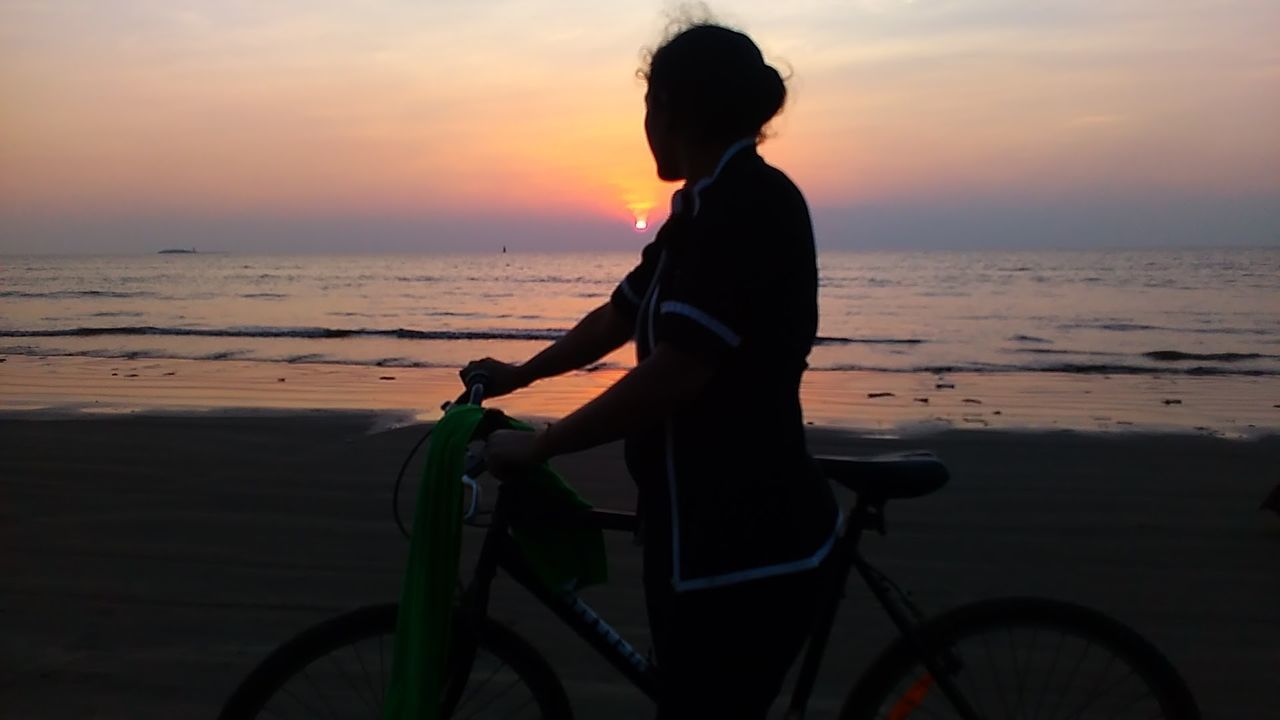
[887,673,935,720]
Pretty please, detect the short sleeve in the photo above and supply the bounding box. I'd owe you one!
[610,239,662,320]
[656,221,760,360]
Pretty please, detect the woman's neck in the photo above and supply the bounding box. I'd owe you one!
[680,140,736,186]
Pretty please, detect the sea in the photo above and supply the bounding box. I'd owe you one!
[3,248,1278,379]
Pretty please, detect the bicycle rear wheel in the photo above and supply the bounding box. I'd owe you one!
[841,596,1199,720]
[219,604,572,720]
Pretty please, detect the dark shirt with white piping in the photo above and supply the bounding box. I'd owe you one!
[611,141,839,591]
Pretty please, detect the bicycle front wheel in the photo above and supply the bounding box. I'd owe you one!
[219,603,572,720]
[841,596,1199,720]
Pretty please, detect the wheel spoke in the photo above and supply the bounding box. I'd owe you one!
[377,633,387,707]
[460,673,526,720]
[300,666,345,720]
[225,607,555,720]
[981,628,1011,719]
[507,693,538,718]
[948,642,992,720]
[1102,684,1161,720]
[324,645,375,712]
[1030,631,1068,720]
[456,659,506,710]
[1048,636,1092,720]
[856,601,1190,720]
[351,639,382,711]
[280,678,338,720]
[1060,666,1141,720]
[1008,627,1029,718]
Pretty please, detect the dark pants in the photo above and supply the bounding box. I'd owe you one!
[644,561,823,719]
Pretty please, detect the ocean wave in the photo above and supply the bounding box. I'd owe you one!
[200,350,251,360]
[1008,334,1053,344]
[3,345,1277,377]
[423,310,487,318]
[1014,348,1277,363]
[0,290,161,299]
[1,325,931,346]
[1059,321,1273,336]
[1143,350,1275,362]
[0,345,454,369]
[1012,348,1125,357]
[813,361,1279,377]
[815,336,925,345]
[0,325,567,342]
[412,275,614,286]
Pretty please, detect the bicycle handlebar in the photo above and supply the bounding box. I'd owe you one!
[460,370,490,483]
[460,370,490,407]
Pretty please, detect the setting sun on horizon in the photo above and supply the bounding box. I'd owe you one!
[1,1,1276,254]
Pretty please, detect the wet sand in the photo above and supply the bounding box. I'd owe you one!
[2,413,1278,718]
[3,354,1278,437]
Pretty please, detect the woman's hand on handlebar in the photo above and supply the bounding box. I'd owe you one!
[460,358,530,398]
[486,428,552,475]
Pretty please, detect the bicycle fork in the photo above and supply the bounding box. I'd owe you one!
[441,492,509,716]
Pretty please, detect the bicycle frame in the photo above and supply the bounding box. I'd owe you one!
[456,487,661,699]
[452,477,983,720]
[785,497,982,719]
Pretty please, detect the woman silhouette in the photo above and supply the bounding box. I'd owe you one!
[464,21,837,718]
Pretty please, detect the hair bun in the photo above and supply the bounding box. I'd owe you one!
[755,63,787,129]
[643,24,789,143]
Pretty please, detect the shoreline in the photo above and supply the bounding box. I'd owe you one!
[3,354,1277,439]
[2,405,1279,446]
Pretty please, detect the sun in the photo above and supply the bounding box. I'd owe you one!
[625,197,654,232]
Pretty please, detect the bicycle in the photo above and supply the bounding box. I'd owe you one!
[219,377,1202,719]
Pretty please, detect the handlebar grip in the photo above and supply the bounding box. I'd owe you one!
[460,370,490,406]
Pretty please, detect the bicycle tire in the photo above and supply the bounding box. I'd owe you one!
[840,596,1200,720]
[219,603,573,720]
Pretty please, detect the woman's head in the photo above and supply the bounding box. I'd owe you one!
[641,22,787,181]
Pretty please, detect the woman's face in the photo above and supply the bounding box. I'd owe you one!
[644,87,683,182]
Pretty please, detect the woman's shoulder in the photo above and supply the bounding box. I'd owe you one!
[704,155,810,224]
[691,157,816,278]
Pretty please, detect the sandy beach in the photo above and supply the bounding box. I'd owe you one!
[2,411,1277,718]
[4,354,1277,438]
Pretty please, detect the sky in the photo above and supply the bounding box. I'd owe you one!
[2,0,1277,253]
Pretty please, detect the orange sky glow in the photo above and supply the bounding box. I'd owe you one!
[1,1,1277,252]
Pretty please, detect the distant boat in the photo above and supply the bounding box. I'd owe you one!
[158,247,198,254]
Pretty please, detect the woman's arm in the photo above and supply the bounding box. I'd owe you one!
[462,302,633,396]
[518,302,634,385]
[542,342,713,454]
[485,342,714,469]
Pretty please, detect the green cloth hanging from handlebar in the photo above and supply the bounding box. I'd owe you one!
[382,403,607,720]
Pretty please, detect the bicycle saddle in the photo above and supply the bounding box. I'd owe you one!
[815,451,949,501]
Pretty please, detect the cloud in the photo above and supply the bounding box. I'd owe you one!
[1,0,1277,252]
